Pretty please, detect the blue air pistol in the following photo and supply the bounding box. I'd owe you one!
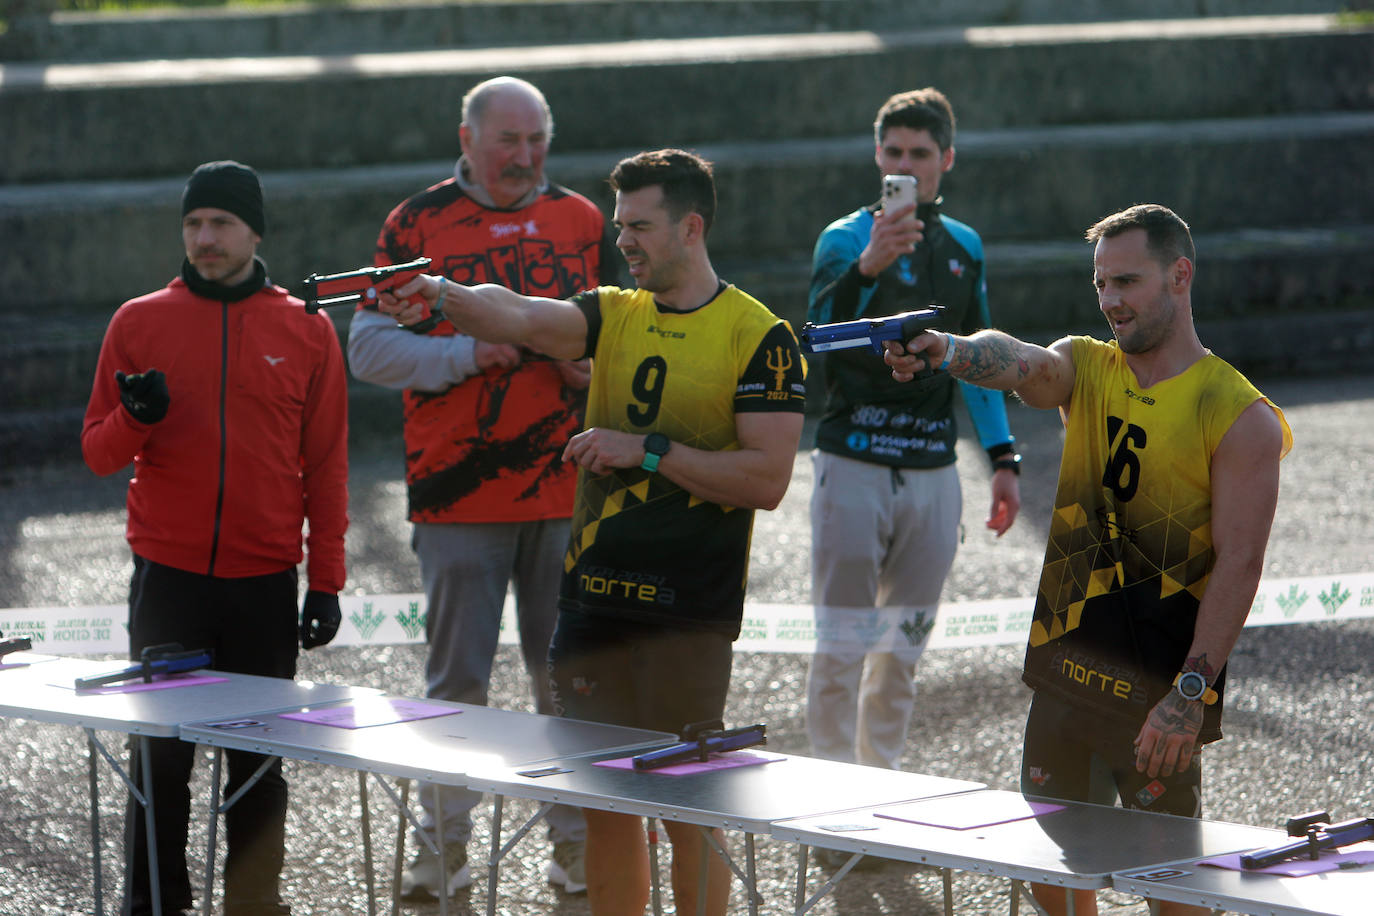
[74,643,214,690]
[799,305,944,380]
[631,723,767,770]
[1240,810,1374,869]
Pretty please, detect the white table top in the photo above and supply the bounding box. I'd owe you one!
[179,696,675,783]
[1113,848,1374,915]
[772,788,1286,891]
[466,749,985,833]
[0,656,367,737]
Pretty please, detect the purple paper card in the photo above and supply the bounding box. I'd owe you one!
[874,794,1065,830]
[595,750,785,776]
[1200,843,1374,877]
[76,674,229,694]
[280,698,459,729]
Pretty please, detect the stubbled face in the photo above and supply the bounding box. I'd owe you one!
[613,185,690,294]
[875,126,954,203]
[460,89,549,208]
[1093,228,1182,355]
[182,207,259,286]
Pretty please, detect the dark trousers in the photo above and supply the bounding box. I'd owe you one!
[121,555,299,916]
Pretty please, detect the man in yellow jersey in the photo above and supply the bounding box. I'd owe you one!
[384,149,807,916]
[885,204,1292,916]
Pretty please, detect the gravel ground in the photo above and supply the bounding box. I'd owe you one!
[2,370,1372,915]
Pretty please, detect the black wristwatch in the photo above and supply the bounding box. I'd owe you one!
[1172,670,1218,705]
[992,453,1022,476]
[641,433,671,473]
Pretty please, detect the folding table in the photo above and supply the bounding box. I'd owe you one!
[0,653,363,916]
[772,788,1286,916]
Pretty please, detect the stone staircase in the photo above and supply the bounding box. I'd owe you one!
[2,0,1371,466]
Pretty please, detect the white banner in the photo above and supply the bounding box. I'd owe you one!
[3,571,1372,657]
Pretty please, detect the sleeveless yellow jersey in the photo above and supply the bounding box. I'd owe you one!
[561,284,806,636]
[1023,336,1292,739]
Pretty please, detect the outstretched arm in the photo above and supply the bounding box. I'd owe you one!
[388,274,588,360]
[885,330,1077,411]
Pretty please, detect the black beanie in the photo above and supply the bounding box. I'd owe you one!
[181,160,266,237]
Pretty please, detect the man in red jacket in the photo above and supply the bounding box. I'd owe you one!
[82,160,349,916]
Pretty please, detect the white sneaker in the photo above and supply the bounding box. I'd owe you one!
[545,840,587,894]
[400,841,471,899]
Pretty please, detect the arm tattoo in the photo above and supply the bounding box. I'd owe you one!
[1183,653,1218,681]
[949,335,1032,384]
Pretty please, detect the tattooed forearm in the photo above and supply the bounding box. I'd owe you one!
[1183,653,1218,681]
[947,332,1034,386]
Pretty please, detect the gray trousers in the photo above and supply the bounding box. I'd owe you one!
[412,520,584,847]
[805,452,961,770]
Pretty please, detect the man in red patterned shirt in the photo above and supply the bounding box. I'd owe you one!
[347,76,617,900]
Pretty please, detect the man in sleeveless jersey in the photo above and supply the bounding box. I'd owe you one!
[804,88,1023,799]
[382,149,807,916]
[347,77,618,898]
[885,204,1292,916]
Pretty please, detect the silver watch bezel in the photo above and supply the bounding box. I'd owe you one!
[1175,670,1208,702]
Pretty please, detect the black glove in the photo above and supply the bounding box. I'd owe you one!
[114,368,170,424]
[299,590,341,650]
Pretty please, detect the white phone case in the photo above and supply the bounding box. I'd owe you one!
[882,174,918,219]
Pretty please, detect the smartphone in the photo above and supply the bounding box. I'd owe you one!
[882,174,918,221]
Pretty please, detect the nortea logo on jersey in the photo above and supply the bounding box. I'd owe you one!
[1124,387,1156,406]
[579,567,676,606]
[646,324,686,339]
[491,219,539,238]
[1051,647,1140,702]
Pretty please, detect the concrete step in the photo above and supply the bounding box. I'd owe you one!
[3,0,1349,63]
[8,224,1370,436]
[6,111,1372,316]
[3,15,1370,183]
[723,224,1374,335]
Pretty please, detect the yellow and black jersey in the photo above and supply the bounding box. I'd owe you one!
[1023,336,1292,739]
[561,284,806,636]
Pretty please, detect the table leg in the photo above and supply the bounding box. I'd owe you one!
[359,772,376,916]
[941,868,952,916]
[138,736,163,916]
[745,833,759,916]
[1010,880,1052,916]
[85,734,103,916]
[83,729,149,916]
[201,747,224,916]
[391,778,408,916]
[793,845,808,916]
[696,830,709,916]
[697,826,763,907]
[433,783,448,916]
[485,794,503,916]
[794,846,862,916]
[482,795,552,916]
[648,818,663,916]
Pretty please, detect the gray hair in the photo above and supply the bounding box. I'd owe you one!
[461,76,554,141]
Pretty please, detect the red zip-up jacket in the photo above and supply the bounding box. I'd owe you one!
[82,277,349,592]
